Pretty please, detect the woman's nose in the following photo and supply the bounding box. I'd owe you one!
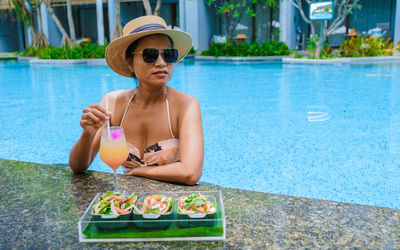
[154,52,166,67]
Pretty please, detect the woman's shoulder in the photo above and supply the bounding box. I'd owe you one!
[167,87,198,106]
[167,87,200,122]
[104,89,134,104]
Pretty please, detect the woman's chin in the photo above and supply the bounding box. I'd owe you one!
[148,80,169,88]
[152,76,170,85]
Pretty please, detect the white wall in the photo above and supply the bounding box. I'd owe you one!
[394,0,400,46]
[279,0,296,49]
[181,0,214,51]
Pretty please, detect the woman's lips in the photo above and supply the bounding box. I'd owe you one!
[153,71,168,77]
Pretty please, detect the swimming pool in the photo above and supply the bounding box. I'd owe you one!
[1,59,399,209]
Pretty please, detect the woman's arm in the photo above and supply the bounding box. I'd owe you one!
[127,98,204,185]
[69,98,109,173]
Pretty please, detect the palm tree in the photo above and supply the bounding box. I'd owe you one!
[8,0,48,47]
[9,0,74,47]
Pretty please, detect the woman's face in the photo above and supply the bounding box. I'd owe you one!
[131,34,175,87]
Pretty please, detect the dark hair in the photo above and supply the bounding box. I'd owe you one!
[125,34,174,78]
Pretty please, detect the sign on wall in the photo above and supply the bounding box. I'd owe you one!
[309,1,334,21]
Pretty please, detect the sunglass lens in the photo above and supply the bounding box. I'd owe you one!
[163,49,178,63]
[142,48,159,63]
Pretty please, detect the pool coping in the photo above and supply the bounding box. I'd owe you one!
[16,55,400,64]
[282,56,400,64]
[194,55,286,61]
[20,57,108,65]
[0,56,18,60]
[1,158,399,248]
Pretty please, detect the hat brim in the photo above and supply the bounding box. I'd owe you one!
[105,29,192,78]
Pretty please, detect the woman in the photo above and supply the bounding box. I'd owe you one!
[69,16,204,185]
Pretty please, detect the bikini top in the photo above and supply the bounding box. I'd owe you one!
[120,88,179,174]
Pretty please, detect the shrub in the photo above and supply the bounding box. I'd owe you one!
[339,36,393,57]
[188,46,197,55]
[293,52,302,58]
[200,40,291,57]
[20,42,109,59]
[306,35,333,58]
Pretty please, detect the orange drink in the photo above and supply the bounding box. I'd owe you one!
[100,126,128,191]
[100,140,129,170]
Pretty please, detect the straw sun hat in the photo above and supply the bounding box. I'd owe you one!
[105,15,193,78]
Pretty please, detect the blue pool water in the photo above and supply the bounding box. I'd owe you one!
[1,59,399,209]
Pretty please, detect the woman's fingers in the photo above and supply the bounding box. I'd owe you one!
[80,103,112,136]
[83,106,109,120]
[88,104,107,114]
[86,112,103,123]
[80,120,94,126]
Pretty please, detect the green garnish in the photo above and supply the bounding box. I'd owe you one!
[184,197,206,209]
[100,190,112,200]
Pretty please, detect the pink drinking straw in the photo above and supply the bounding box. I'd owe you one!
[105,95,111,138]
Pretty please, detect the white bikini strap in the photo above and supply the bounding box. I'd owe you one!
[165,88,175,138]
[120,89,136,126]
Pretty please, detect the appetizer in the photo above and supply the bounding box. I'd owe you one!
[178,193,216,214]
[138,195,173,215]
[92,190,137,215]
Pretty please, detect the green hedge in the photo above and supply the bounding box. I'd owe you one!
[21,42,108,59]
[200,40,291,57]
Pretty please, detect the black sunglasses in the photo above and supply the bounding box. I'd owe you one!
[133,48,178,64]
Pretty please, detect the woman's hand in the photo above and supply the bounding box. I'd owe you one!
[80,104,111,137]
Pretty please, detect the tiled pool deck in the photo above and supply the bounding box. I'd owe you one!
[1,158,399,248]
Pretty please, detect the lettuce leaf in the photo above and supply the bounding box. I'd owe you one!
[100,190,113,200]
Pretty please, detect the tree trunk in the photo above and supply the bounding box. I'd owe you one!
[315,42,322,58]
[154,0,162,16]
[66,0,76,41]
[315,21,328,58]
[35,1,48,47]
[251,3,256,43]
[112,0,122,39]
[23,0,37,45]
[37,1,44,34]
[225,14,232,41]
[142,0,152,15]
[42,0,72,46]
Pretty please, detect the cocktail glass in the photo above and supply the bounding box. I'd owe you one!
[99,126,129,192]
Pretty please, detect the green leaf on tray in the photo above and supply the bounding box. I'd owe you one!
[83,225,224,239]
